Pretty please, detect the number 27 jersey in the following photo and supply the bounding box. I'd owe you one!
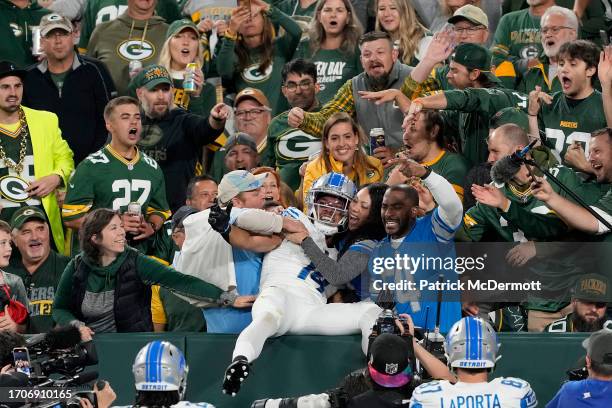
[63,145,170,222]
[410,378,537,408]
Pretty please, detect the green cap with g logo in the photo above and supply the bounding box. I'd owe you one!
[10,206,48,230]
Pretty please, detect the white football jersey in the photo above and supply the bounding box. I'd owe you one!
[260,207,337,297]
[410,377,537,408]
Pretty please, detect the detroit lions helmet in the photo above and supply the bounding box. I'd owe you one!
[445,317,500,369]
[133,340,188,399]
[306,172,357,236]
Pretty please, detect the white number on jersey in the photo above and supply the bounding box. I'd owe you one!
[511,92,527,109]
[87,151,110,164]
[95,5,128,25]
[142,154,158,169]
[545,128,591,156]
[111,179,151,210]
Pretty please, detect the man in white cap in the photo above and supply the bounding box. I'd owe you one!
[23,13,116,164]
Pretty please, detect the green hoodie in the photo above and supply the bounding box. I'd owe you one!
[52,247,223,329]
[87,12,168,96]
[0,0,49,67]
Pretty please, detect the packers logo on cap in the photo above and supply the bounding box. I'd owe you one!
[22,209,36,216]
[117,40,155,61]
[581,278,607,296]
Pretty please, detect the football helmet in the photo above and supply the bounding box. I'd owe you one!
[306,172,356,235]
[133,340,188,399]
[445,317,500,369]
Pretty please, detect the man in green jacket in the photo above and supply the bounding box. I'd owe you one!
[0,61,74,255]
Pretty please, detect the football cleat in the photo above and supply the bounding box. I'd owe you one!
[222,356,250,396]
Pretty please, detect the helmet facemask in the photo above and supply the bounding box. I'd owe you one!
[311,193,351,236]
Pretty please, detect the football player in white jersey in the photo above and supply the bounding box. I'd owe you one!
[222,173,382,396]
[410,317,538,408]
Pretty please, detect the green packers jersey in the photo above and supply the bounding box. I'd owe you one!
[78,0,181,50]
[5,251,69,334]
[423,150,470,202]
[595,188,612,215]
[492,9,542,65]
[0,124,44,223]
[149,220,177,265]
[443,87,529,165]
[63,145,170,222]
[159,286,206,332]
[539,91,606,159]
[294,42,362,105]
[264,111,322,191]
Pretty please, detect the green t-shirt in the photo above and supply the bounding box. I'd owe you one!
[171,77,217,118]
[78,0,182,50]
[492,8,542,66]
[0,124,44,223]
[264,110,322,191]
[443,87,529,165]
[63,145,170,222]
[5,251,69,334]
[275,0,317,44]
[294,42,362,105]
[538,91,607,159]
[0,0,48,68]
[50,70,70,96]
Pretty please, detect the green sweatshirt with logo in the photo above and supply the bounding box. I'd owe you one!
[87,13,168,96]
[0,0,49,67]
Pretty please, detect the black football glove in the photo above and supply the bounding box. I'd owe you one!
[208,200,232,243]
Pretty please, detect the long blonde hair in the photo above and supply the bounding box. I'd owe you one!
[321,112,378,186]
[308,0,363,56]
[158,30,204,72]
[375,0,428,64]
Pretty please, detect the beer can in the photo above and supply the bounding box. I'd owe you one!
[127,202,142,217]
[128,60,143,79]
[369,128,385,155]
[183,63,197,93]
[31,26,43,56]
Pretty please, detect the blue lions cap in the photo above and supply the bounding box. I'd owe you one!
[218,170,267,205]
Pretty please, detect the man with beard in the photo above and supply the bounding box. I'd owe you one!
[6,206,69,333]
[223,134,259,174]
[491,0,556,73]
[134,64,231,212]
[0,61,74,255]
[264,59,322,190]
[545,274,611,333]
[288,31,413,168]
[517,6,578,94]
[529,40,606,173]
[370,157,463,332]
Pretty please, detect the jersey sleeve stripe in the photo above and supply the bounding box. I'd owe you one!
[146,208,172,220]
[61,204,92,218]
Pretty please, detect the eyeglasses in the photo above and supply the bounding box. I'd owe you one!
[541,26,573,35]
[44,31,71,39]
[453,26,485,34]
[234,107,270,118]
[283,80,314,92]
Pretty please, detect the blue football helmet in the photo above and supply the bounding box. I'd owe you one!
[133,341,188,399]
[445,317,500,369]
[306,172,356,235]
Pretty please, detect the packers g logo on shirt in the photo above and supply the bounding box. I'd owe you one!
[277,130,321,160]
[519,44,540,60]
[117,40,155,61]
[241,63,273,83]
[10,23,23,38]
[0,175,31,202]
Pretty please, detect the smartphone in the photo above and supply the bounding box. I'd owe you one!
[12,347,31,377]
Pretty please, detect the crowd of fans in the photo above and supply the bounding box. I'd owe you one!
[1,0,612,405]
